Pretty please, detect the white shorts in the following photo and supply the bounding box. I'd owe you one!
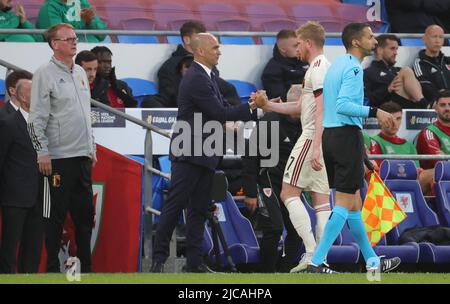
[282,136,330,194]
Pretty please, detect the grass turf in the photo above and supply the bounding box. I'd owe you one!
[0,273,449,284]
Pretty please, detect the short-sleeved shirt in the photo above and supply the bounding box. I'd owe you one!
[323,54,370,129]
[300,54,330,138]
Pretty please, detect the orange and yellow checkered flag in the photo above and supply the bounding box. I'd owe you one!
[362,171,407,247]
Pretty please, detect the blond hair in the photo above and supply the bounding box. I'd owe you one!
[296,21,325,48]
[45,23,75,49]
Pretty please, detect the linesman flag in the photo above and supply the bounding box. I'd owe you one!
[362,171,407,247]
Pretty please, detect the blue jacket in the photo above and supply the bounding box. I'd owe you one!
[169,62,256,170]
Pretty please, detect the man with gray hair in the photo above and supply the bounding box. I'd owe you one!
[0,79,44,273]
[151,33,264,273]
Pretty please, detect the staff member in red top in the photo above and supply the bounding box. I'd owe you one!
[369,101,434,194]
[90,46,137,108]
[416,90,450,170]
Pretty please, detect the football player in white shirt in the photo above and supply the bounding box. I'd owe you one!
[253,21,331,272]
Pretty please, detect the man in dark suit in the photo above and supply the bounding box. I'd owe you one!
[0,79,44,273]
[151,33,263,273]
[0,70,32,119]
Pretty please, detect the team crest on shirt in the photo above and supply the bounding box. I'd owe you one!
[354,68,360,76]
[263,188,272,197]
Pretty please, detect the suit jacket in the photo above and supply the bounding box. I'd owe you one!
[170,62,256,170]
[0,110,39,208]
[0,101,16,120]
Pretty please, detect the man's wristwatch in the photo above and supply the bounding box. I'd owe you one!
[368,107,378,118]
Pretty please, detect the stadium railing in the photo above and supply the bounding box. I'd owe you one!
[0,58,172,272]
[1,29,449,45]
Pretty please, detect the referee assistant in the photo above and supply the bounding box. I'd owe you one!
[308,23,400,274]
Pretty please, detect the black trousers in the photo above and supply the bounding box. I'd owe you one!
[46,157,94,273]
[257,168,302,273]
[152,161,214,269]
[0,202,44,273]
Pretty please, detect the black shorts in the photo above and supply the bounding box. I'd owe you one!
[322,126,365,194]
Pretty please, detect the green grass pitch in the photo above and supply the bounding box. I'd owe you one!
[0,273,449,284]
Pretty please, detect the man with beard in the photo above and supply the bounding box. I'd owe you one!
[310,23,399,274]
[416,90,450,170]
[0,0,37,42]
[364,34,429,108]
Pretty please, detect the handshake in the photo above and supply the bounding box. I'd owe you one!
[248,90,281,111]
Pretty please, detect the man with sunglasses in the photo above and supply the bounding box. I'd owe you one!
[28,23,96,273]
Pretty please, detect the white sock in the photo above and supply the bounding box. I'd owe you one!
[314,203,332,245]
[285,197,316,253]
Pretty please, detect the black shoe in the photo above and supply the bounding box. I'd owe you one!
[306,263,339,274]
[367,257,401,273]
[182,263,216,273]
[150,261,164,273]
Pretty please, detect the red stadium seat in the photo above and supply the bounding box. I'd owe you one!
[245,3,296,32]
[198,3,250,31]
[152,3,196,30]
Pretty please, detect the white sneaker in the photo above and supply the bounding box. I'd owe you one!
[290,252,313,273]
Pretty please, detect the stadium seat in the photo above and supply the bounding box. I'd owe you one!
[203,191,260,267]
[199,3,250,31]
[102,3,152,29]
[166,36,182,45]
[400,39,425,47]
[117,35,159,44]
[339,0,390,32]
[336,3,390,33]
[226,80,256,103]
[325,38,343,45]
[290,3,342,33]
[219,36,254,45]
[380,160,450,263]
[120,78,157,106]
[434,161,450,227]
[152,3,195,31]
[120,17,156,30]
[0,79,5,101]
[245,3,296,32]
[261,36,276,45]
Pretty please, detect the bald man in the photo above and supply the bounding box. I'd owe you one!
[0,79,44,273]
[151,33,264,273]
[413,25,450,104]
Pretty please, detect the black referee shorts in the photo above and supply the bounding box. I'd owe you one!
[322,125,365,194]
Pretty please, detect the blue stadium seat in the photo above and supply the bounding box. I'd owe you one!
[203,191,260,267]
[117,35,159,44]
[0,79,5,101]
[120,78,157,107]
[380,160,450,263]
[227,80,256,104]
[102,35,113,43]
[219,36,254,45]
[434,161,450,227]
[166,36,182,44]
[325,37,343,46]
[400,39,425,47]
[261,36,276,45]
